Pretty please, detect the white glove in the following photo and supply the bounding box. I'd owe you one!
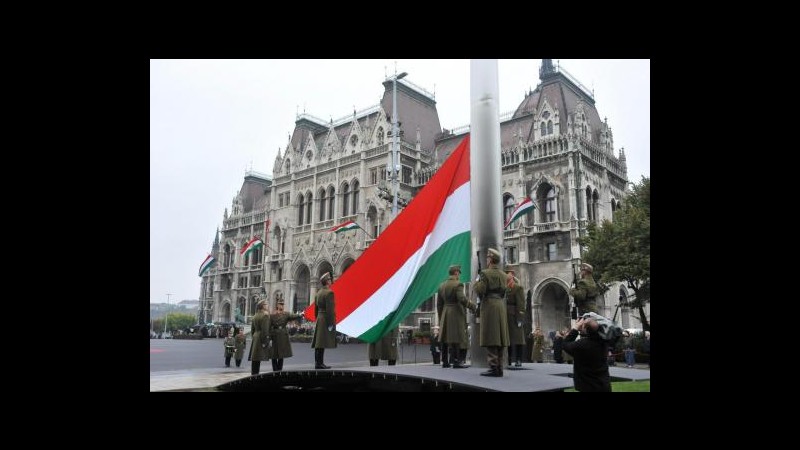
[328,326,333,331]
[517,321,523,328]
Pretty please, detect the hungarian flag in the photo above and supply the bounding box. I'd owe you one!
[331,220,359,233]
[240,236,264,259]
[304,135,471,343]
[504,197,535,229]
[198,254,216,277]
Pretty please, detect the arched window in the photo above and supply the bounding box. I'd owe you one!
[318,188,326,222]
[611,199,617,214]
[503,194,515,226]
[342,182,350,217]
[350,135,358,148]
[585,187,592,222]
[305,191,313,224]
[545,187,556,222]
[377,127,384,146]
[298,193,305,226]
[327,186,335,220]
[223,244,232,268]
[547,120,553,135]
[540,122,546,137]
[592,190,600,223]
[285,159,290,174]
[352,180,360,214]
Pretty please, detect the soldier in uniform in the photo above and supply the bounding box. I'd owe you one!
[234,327,247,368]
[311,272,336,369]
[437,264,475,368]
[368,327,398,366]
[269,298,303,371]
[248,299,272,375]
[570,263,600,314]
[474,248,510,377]
[504,268,526,368]
[223,329,235,368]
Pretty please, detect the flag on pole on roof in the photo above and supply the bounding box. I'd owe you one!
[504,197,535,229]
[305,135,472,343]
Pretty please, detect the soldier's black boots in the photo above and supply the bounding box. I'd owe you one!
[369,359,379,366]
[480,366,503,377]
[388,360,396,366]
[272,359,279,371]
[451,361,468,369]
[315,349,331,369]
[251,361,261,375]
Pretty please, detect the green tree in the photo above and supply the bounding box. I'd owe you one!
[155,313,197,333]
[580,176,650,331]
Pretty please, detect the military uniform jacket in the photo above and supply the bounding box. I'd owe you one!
[505,279,526,345]
[438,276,472,347]
[270,311,303,358]
[474,264,510,347]
[249,311,272,362]
[570,276,599,313]
[224,336,235,357]
[312,287,337,349]
[368,327,398,360]
[532,333,544,361]
[234,333,247,360]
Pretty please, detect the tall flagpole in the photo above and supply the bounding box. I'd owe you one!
[469,60,503,368]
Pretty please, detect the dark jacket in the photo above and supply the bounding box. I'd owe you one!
[562,329,611,392]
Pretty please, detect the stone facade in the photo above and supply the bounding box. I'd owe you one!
[199,60,649,336]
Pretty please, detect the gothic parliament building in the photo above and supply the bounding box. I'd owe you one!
[199,60,646,336]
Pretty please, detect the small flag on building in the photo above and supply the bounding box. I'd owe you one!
[199,254,216,277]
[330,220,360,233]
[504,197,535,229]
[240,236,264,259]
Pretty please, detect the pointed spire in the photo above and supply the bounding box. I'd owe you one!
[540,59,556,80]
[619,147,627,166]
[213,227,220,249]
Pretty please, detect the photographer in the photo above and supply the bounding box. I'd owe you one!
[562,315,612,392]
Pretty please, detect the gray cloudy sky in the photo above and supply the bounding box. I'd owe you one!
[150,59,649,304]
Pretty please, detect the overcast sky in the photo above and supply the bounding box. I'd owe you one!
[150,59,649,304]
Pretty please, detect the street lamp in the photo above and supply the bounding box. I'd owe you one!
[389,70,408,217]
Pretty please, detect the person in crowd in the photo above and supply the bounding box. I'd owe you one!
[552,329,565,364]
[562,316,611,392]
[474,248,510,377]
[270,298,303,371]
[368,327,399,366]
[223,329,236,368]
[570,263,599,314]
[622,330,635,368]
[437,264,475,369]
[430,326,442,365]
[531,328,544,363]
[234,327,247,368]
[643,330,650,369]
[248,299,272,375]
[504,267,526,368]
[312,272,336,369]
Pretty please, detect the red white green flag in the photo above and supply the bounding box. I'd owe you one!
[330,221,359,233]
[198,254,216,277]
[304,135,471,343]
[240,236,264,259]
[504,197,535,229]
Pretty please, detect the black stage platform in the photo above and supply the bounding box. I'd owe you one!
[217,363,650,392]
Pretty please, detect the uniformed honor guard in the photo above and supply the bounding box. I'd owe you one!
[248,299,272,375]
[269,298,303,371]
[437,264,475,369]
[311,272,336,369]
[570,263,600,315]
[368,327,399,366]
[234,327,247,368]
[474,248,510,377]
[504,267,526,368]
